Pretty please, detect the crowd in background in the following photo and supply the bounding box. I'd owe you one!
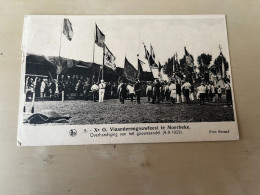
[25,74,232,106]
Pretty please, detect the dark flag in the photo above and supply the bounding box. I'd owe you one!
[63,19,73,41]
[143,44,150,60]
[138,59,145,80]
[184,47,194,67]
[95,24,105,47]
[124,57,138,82]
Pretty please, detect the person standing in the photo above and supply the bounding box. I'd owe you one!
[190,84,195,101]
[152,79,161,104]
[118,80,127,104]
[197,82,206,105]
[134,79,142,104]
[183,80,191,104]
[217,85,222,102]
[40,79,46,98]
[146,82,153,102]
[165,82,170,101]
[127,84,135,102]
[98,80,106,103]
[225,80,232,106]
[176,80,181,103]
[75,80,83,100]
[83,80,91,101]
[91,82,99,102]
[169,80,177,104]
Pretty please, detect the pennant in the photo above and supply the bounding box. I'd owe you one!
[104,45,116,70]
[63,19,73,41]
[95,24,105,47]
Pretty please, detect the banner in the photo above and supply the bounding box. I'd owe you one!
[124,57,138,82]
[104,45,116,70]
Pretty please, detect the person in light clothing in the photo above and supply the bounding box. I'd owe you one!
[169,80,177,104]
[98,80,106,103]
[91,82,99,102]
[127,84,135,102]
[182,80,191,104]
[217,85,222,102]
[197,82,207,105]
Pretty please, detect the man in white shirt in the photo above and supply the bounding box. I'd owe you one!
[91,82,99,102]
[98,80,106,103]
[197,82,206,105]
[182,80,191,104]
[127,84,135,102]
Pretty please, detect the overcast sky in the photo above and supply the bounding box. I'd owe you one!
[23,15,230,71]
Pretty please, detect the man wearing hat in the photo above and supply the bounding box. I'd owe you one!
[99,80,106,103]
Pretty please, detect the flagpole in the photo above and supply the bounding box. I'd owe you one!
[56,18,63,94]
[93,24,96,64]
[102,45,105,80]
[59,18,63,58]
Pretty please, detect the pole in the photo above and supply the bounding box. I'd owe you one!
[93,24,96,64]
[57,18,63,97]
[137,54,140,80]
[102,45,105,80]
[59,18,63,57]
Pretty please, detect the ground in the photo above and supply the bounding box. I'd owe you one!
[24,97,235,125]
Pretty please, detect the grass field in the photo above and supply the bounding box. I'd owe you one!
[24,97,235,125]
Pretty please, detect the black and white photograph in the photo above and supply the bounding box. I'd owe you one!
[18,15,239,146]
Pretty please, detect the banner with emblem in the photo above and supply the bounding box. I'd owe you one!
[104,45,116,70]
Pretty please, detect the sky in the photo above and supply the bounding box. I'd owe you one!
[23,15,230,71]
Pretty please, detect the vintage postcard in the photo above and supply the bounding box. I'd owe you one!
[18,15,239,146]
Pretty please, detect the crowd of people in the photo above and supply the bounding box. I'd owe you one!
[25,74,233,106]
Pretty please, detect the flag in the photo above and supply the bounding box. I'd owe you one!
[104,45,116,70]
[150,44,155,59]
[63,19,73,41]
[95,24,105,47]
[184,47,194,67]
[44,56,78,75]
[124,57,138,82]
[143,44,150,60]
[138,59,145,80]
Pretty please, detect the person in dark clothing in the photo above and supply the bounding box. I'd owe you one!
[152,79,161,104]
[134,79,142,104]
[75,80,83,100]
[83,80,91,101]
[118,81,127,104]
[50,80,56,100]
[176,80,181,103]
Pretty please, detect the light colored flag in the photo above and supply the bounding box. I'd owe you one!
[95,24,105,47]
[63,19,73,41]
[104,45,116,70]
